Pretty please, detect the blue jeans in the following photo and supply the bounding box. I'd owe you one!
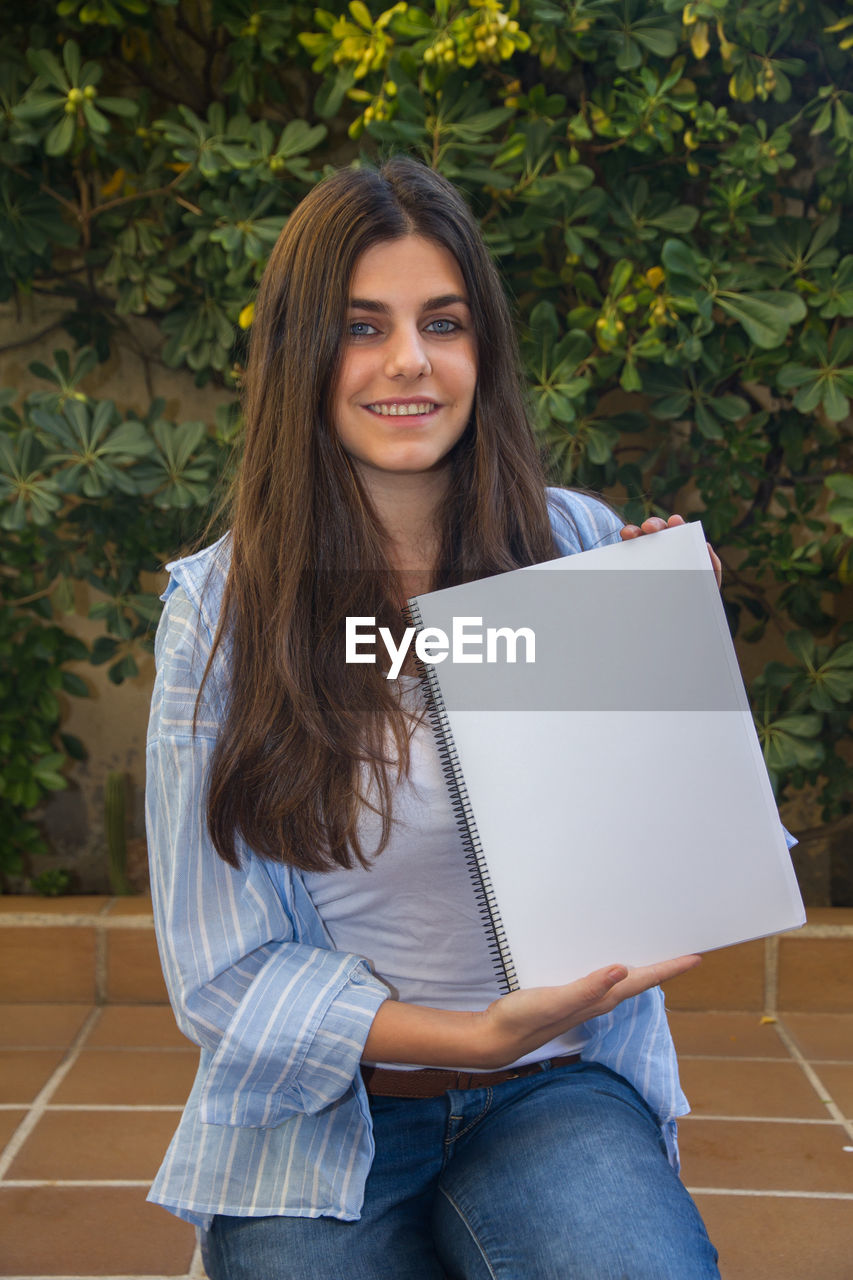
[204,1061,719,1279]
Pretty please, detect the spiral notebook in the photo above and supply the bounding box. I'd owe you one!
[407,521,805,993]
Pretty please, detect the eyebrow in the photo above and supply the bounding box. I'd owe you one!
[348,293,470,314]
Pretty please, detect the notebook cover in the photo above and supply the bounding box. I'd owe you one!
[408,521,805,991]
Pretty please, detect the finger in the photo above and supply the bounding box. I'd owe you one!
[622,514,686,540]
[707,542,723,588]
[611,954,701,999]
[576,964,629,1005]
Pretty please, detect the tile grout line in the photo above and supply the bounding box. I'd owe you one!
[1,1045,194,1054]
[0,1103,185,1112]
[687,1187,853,1200]
[772,1014,853,1143]
[0,914,154,928]
[682,1114,843,1125]
[677,1053,853,1063]
[4,1179,152,1187]
[0,1006,102,1181]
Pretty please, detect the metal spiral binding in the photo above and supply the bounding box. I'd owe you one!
[406,600,519,994]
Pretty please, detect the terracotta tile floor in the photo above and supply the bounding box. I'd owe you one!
[0,1005,851,1278]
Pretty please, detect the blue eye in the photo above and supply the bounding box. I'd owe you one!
[425,318,458,334]
[349,320,378,337]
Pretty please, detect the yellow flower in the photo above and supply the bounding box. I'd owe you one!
[100,168,126,199]
[238,302,255,330]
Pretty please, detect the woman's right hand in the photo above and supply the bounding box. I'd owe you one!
[473,954,701,1068]
[363,954,700,1070]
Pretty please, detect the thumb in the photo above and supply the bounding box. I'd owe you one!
[582,964,628,1003]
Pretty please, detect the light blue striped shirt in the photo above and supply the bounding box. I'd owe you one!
[144,489,762,1227]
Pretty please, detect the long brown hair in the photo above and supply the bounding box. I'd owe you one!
[205,156,559,872]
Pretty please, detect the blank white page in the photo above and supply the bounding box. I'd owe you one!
[409,522,805,990]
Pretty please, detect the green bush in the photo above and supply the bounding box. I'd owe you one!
[1,0,852,880]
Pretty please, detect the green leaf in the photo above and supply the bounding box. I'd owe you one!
[315,73,352,119]
[652,392,691,419]
[98,96,137,117]
[647,206,699,233]
[62,39,82,85]
[614,34,641,71]
[128,593,163,623]
[771,714,822,736]
[45,114,76,156]
[716,291,807,349]
[633,27,678,59]
[528,301,560,365]
[585,426,614,464]
[32,752,67,791]
[82,101,110,134]
[620,359,642,392]
[278,119,327,156]
[792,380,824,415]
[661,239,705,285]
[108,654,139,684]
[712,395,749,422]
[60,733,87,761]
[786,630,816,665]
[610,259,633,298]
[695,402,724,439]
[825,641,853,668]
[760,714,824,771]
[60,671,89,697]
[826,474,853,500]
[776,362,814,391]
[26,47,69,91]
[822,378,850,422]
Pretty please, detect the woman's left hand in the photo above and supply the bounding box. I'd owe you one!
[620,514,722,588]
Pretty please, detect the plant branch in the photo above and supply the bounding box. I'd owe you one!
[0,322,65,355]
[4,575,62,606]
[7,164,80,222]
[76,170,91,249]
[90,172,186,219]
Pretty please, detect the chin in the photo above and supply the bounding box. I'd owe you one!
[371,452,450,475]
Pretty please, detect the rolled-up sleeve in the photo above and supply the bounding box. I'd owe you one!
[146,584,389,1129]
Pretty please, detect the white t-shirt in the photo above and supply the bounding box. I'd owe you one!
[303,679,588,1070]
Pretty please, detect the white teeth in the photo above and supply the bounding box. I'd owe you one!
[368,402,435,416]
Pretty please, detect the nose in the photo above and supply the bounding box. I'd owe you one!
[384,324,431,379]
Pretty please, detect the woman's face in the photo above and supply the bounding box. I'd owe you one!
[332,235,478,491]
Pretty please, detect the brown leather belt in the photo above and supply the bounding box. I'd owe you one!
[361,1053,582,1098]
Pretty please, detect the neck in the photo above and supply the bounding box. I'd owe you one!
[355,465,449,590]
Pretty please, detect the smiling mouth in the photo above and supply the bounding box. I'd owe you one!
[365,402,438,416]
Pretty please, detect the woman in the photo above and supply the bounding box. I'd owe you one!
[146,156,721,1277]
